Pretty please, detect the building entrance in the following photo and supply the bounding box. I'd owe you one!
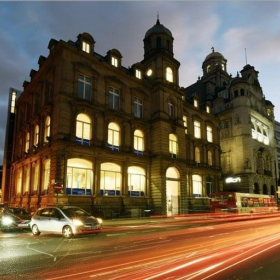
[166,167,180,217]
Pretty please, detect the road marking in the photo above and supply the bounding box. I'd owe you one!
[26,244,57,261]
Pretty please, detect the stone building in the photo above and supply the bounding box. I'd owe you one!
[186,49,278,195]
[2,19,221,217]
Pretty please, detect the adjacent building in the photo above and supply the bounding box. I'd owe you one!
[1,19,221,217]
[186,49,278,195]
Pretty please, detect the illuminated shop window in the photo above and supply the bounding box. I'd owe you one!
[16,168,23,195]
[42,159,50,195]
[76,113,91,146]
[100,163,121,196]
[66,158,93,196]
[192,174,202,197]
[23,165,30,195]
[128,166,146,196]
[31,163,39,194]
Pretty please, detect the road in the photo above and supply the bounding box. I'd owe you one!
[1,213,280,280]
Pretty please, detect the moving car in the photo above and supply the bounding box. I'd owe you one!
[0,207,31,230]
[30,206,102,238]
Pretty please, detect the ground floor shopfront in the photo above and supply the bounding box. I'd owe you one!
[8,146,221,217]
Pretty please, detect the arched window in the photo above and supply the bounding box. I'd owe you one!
[134,129,144,155]
[208,150,213,166]
[67,158,93,195]
[76,113,91,146]
[169,134,178,157]
[16,168,23,195]
[44,116,51,142]
[108,122,120,151]
[25,132,30,153]
[100,163,121,196]
[128,166,146,196]
[34,125,39,147]
[166,67,173,82]
[42,159,50,195]
[192,174,202,197]
[195,147,201,163]
[31,163,39,194]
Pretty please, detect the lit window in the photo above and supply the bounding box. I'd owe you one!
[136,69,142,79]
[111,56,118,67]
[44,116,51,142]
[195,147,200,163]
[134,97,143,118]
[128,166,146,196]
[134,130,144,154]
[221,64,225,71]
[42,159,50,194]
[76,113,91,146]
[146,68,153,76]
[192,174,202,197]
[23,165,30,195]
[183,115,188,134]
[166,67,173,82]
[194,99,198,108]
[108,122,120,150]
[109,87,120,110]
[169,134,178,156]
[206,105,210,113]
[11,90,17,113]
[25,132,30,153]
[194,120,201,138]
[82,41,90,53]
[66,158,93,195]
[31,163,39,193]
[16,168,23,195]
[78,74,92,100]
[207,125,213,142]
[208,150,213,166]
[34,125,39,147]
[168,100,174,117]
[207,65,211,73]
[100,163,121,196]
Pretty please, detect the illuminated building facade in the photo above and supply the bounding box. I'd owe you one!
[186,49,278,195]
[2,19,221,216]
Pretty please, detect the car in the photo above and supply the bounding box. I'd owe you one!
[30,206,102,238]
[0,207,32,230]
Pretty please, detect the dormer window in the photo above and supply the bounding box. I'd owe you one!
[136,69,142,79]
[111,56,118,67]
[206,105,210,113]
[194,99,198,108]
[166,67,173,82]
[82,41,90,53]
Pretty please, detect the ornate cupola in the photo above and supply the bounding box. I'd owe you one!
[143,16,174,59]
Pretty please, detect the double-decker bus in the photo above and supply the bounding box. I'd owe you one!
[209,192,278,214]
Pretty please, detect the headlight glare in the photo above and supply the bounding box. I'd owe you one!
[72,219,83,226]
[2,216,14,226]
[97,218,103,224]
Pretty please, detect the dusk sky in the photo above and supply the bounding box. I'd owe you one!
[1,1,280,164]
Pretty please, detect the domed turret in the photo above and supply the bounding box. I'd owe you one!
[202,47,228,76]
[143,17,174,58]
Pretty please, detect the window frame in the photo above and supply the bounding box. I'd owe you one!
[108,86,120,110]
[78,74,92,101]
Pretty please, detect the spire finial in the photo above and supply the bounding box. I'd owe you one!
[211,46,215,53]
[156,11,160,24]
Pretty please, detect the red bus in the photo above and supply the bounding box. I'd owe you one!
[209,192,278,213]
